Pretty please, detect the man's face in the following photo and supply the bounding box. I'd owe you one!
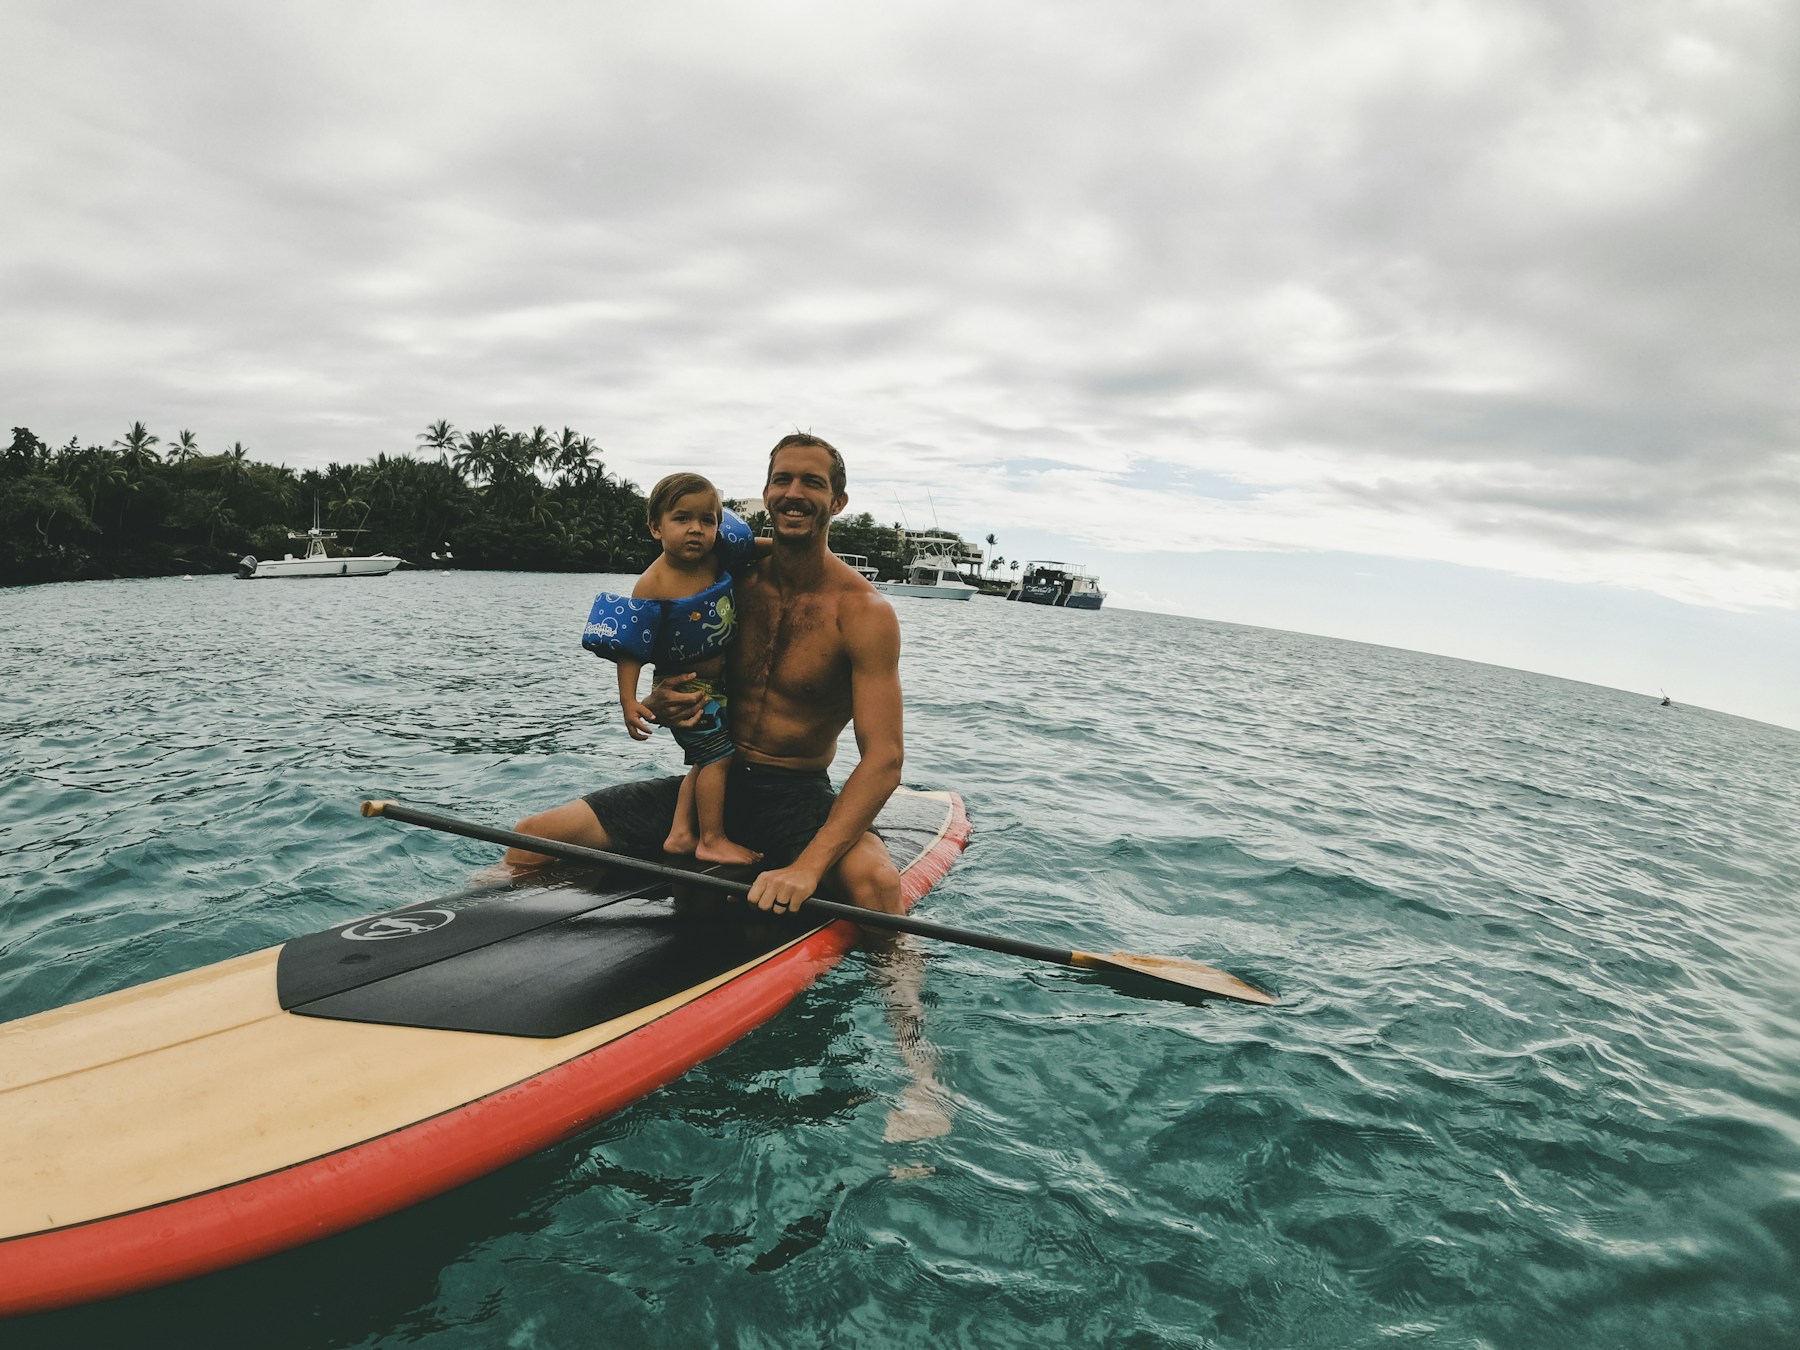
[763,444,846,543]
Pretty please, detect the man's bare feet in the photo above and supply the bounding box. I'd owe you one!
[662,826,698,856]
[694,836,762,866]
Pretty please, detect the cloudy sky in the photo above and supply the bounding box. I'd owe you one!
[6,1,1799,727]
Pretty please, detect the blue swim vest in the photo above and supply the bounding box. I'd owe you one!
[581,508,755,666]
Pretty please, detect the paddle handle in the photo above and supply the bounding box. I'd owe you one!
[361,799,1079,965]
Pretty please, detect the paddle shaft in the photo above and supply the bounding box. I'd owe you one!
[363,800,1079,967]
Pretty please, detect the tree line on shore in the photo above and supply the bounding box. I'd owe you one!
[0,420,980,587]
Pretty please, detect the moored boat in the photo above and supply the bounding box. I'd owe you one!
[834,552,880,582]
[1006,561,1105,609]
[874,546,978,601]
[237,503,403,579]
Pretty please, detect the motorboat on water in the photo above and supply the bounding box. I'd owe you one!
[1006,560,1105,609]
[237,505,403,580]
[834,553,880,582]
[873,546,977,601]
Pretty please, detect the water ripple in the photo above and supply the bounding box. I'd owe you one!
[4,576,1798,1347]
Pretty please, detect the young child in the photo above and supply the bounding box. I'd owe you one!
[581,473,763,864]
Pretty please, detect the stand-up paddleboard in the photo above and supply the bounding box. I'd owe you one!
[0,788,969,1318]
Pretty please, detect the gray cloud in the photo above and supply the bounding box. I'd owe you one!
[3,1,1797,606]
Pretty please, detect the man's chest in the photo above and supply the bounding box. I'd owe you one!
[732,594,849,700]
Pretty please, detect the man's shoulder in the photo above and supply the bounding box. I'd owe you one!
[836,580,899,651]
[739,552,880,604]
[832,565,883,603]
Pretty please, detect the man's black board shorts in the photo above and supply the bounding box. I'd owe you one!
[583,761,882,869]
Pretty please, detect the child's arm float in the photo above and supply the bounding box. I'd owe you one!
[582,591,664,740]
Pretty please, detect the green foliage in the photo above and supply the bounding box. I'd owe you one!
[1,419,997,587]
[0,420,658,585]
[0,470,100,582]
[829,512,906,578]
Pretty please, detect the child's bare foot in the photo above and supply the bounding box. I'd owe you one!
[694,837,762,866]
[662,827,698,856]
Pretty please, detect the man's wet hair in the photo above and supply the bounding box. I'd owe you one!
[767,432,847,497]
[645,472,721,530]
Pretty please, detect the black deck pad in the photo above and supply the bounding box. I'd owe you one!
[277,865,667,1009]
[286,895,823,1037]
[278,790,955,1038]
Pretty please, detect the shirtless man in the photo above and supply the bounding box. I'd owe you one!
[509,433,905,919]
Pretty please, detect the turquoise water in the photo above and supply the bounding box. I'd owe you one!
[4,572,1798,1348]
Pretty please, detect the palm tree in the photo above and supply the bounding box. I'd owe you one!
[410,457,467,555]
[490,425,533,479]
[360,454,405,510]
[112,421,161,470]
[328,486,369,523]
[985,532,997,575]
[521,486,559,531]
[453,427,503,489]
[107,423,162,534]
[169,429,199,471]
[524,425,553,476]
[201,493,236,548]
[483,427,539,509]
[418,419,459,459]
[552,428,601,486]
[65,446,126,518]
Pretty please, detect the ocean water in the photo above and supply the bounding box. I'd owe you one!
[3,572,1798,1349]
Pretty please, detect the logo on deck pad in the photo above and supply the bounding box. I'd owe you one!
[341,909,456,941]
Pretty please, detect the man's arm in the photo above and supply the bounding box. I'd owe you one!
[747,592,903,910]
[641,668,704,727]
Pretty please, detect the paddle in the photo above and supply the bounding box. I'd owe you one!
[360,799,1278,1006]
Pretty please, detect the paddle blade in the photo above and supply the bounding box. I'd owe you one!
[1072,950,1278,1006]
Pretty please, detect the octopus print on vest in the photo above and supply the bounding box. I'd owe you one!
[657,574,739,665]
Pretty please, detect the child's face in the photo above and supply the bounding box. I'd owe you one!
[651,490,721,563]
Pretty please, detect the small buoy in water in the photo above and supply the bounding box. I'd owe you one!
[182,575,194,581]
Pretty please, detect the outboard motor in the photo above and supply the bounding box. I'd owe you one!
[237,555,258,579]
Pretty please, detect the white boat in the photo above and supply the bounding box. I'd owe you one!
[1006,560,1105,610]
[237,505,403,580]
[874,547,978,601]
[834,553,880,582]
